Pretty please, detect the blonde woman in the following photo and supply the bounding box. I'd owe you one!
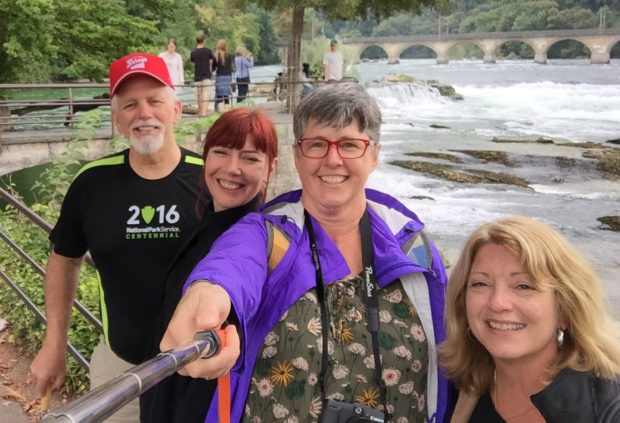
[441,216,620,422]
[213,39,233,111]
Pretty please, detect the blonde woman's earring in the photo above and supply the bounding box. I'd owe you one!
[557,328,565,347]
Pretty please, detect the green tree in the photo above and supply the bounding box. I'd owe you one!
[0,0,57,83]
[371,12,437,36]
[51,0,159,81]
[250,5,281,64]
[0,0,159,83]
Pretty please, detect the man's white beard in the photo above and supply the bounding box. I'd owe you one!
[129,119,165,155]
[130,133,165,155]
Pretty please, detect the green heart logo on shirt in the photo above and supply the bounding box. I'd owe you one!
[141,206,155,224]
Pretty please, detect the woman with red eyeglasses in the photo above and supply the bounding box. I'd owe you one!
[161,83,453,423]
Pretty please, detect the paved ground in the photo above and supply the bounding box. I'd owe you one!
[0,325,72,422]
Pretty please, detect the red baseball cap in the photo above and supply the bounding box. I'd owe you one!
[109,52,174,97]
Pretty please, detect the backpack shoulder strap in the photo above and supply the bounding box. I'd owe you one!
[265,219,291,273]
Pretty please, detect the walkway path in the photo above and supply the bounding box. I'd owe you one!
[0,324,73,422]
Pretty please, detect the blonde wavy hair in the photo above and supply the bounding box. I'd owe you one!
[439,216,620,395]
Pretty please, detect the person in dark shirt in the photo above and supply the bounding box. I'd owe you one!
[213,39,234,112]
[140,107,279,423]
[191,34,214,116]
[29,52,204,423]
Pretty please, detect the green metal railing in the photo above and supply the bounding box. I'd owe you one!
[0,186,101,370]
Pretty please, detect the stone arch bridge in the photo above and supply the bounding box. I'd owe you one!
[341,29,620,64]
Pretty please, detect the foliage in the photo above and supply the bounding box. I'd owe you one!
[50,0,160,81]
[0,190,100,396]
[0,0,57,82]
[0,0,283,84]
[371,12,437,36]
[249,5,282,64]
[0,0,159,83]
[0,111,111,395]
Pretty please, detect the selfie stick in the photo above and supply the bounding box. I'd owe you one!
[40,330,222,423]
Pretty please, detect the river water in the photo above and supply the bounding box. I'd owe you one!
[253,59,620,316]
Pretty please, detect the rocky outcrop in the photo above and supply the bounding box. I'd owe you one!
[597,216,620,231]
[583,148,620,177]
[390,160,530,188]
[405,152,463,163]
[384,74,414,82]
[453,150,512,166]
[426,80,464,100]
[379,74,464,100]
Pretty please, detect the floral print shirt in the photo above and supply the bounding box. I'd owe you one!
[243,275,429,423]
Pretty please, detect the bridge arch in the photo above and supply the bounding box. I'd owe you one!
[343,29,620,65]
[359,45,388,61]
[547,38,591,59]
[612,39,620,58]
[393,43,440,60]
[496,40,535,60]
[447,41,485,61]
[400,45,437,59]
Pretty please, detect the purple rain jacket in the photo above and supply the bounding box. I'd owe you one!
[184,189,451,423]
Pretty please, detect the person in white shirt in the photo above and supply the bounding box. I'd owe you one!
[159,39,184,92]
[323,39,343,82]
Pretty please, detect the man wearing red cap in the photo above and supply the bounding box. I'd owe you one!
[30,53,204,423]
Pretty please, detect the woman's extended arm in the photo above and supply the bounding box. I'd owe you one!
[160,281,240,379]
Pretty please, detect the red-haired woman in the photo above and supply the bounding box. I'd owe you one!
[140,107,279,423]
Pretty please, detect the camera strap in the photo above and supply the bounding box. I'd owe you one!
[304,210,388,417]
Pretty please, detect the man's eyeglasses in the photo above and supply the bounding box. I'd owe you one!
[296,138,372,159]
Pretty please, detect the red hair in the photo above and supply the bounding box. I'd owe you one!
[196,108,278,216]
[202,107,278,166]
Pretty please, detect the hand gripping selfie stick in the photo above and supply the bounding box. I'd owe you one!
[41,330,224,423]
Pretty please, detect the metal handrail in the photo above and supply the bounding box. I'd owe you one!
[0,268,90,370]
[40,332,221,423]
[0,186,102,370]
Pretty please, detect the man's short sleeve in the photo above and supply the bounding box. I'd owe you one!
[49,177,89,258]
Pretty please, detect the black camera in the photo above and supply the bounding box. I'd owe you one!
[320,399,385,423]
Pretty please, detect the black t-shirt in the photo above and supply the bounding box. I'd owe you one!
[50,148,204,364]
[214,53,233,76]
[139,195,261,423]
[190,47,214,81]
[469,392,505,422]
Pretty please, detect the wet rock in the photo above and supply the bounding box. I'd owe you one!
[491,137,526,143]
[607,138,620,145]
[389,160,530,187]
[409,195,435,201]
[536,137,554,144]
[467,169,530,187]
[405,152,462,163]
[377,75,463,100]
[427,80,464,100]
[554,157,577,169]
[384,74,414,83]
[597,216,620,231]
[391,160,484,183]
[558,141,607,149]
[430,124,450,129]
[453,150,512,166]
[582,148,620,177]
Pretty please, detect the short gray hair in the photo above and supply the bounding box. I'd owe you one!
[293,83,381,143]
[110,85,178,111]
